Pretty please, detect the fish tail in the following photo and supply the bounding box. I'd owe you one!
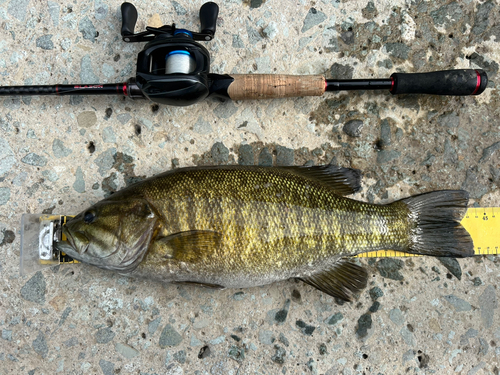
[400,190,474,257]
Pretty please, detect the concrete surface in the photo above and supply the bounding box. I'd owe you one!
[0,0,500,374]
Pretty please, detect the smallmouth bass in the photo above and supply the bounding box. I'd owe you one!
[56,165,473,301]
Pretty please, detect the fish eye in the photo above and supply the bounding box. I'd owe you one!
[83,211,96,224]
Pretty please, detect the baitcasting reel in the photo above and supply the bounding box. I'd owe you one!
[121,1,218,106]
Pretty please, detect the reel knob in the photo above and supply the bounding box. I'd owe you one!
[199,2,219,40]
[121,2,138,40]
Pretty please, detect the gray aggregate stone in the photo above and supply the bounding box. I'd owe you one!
[438,112,460,128]
[343,120,363,138]
[356,313,372,338]
[172,1,187,15]
[8,0,30,21]
[94,148,117,177]
[479,285,497,328]
[0,138,15,176]
[94,0,108,20]
[174,349,186,364]
[462,167,488,199]
[20,271,46,304]
[0,188,10,205]
[379,119,391,146]
[271,345,286,364]
[3,98,21,110]
[78,16,96,42]
[214,102,238,119]
[232,35,244,49]
[325,312,343,326]
[59,307,72,326]
[48,3,61,26]
[73,167,85,193]
[193,116,212,135]
[80,55,99,84]
[376,150,400,164]
[102,126,117,143]
[376,259,404,280]
[442,295,471,312]
[479,141,500,163]
[149,317,161,335]
[258,148,272,167]
[246,24,263,45]
[63,337,78,347]
[95,327,115,344]
[263,22,278,39]
[99,359,115,375]
[238,144,254,165]
[52,139,72,158]
[437,258,462,280]
[275,145,294,166]
[159,324,183,348]
[1,329,12,341]
[117,113,132,125]
[32,331,48,358]
[42,170,58,182]
[329,63,353,80]
[302,8,327,33]
[385,43,410,60]
[400,326,416,346]
[369,287,384,300]
[471,0,495,35]
[210,142,229,164]
[430,2,462,27]
[115,342,139,358]
[258,330,275,345]
[36,35,54,50]
[467,362,486,375]
[389,308,404,326]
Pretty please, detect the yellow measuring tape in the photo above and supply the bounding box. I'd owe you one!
[357,207,499,258]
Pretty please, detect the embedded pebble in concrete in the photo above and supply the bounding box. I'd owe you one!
[36,35,54,50]
[1,1,500,374]
[20,272,46,304]
[479,285,498,328]
[95,327,115,344]
[376,258,404,280]
[437,257,462,280]
[159,325,183,348]
[301,8,327,33]
[343,120,363,138]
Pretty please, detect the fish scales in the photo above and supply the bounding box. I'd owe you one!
[57,165,473,299]
[126,167,409,285]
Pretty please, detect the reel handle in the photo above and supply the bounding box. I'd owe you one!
[390,69,488,96]
[121,2,138,36]
[199,2,219,38]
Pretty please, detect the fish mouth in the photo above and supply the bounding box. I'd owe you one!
[60,229,89,258]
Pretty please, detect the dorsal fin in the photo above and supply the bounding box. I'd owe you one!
[279,165,361,196]
[299,258,368,301]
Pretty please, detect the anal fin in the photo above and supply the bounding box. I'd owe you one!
[299,259,368,301]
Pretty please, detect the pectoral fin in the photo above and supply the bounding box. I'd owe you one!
[156,230,223,262]
[299,259,368,301]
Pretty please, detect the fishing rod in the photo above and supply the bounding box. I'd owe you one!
[0,2,488,106]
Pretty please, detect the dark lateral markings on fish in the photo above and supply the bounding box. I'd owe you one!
[55,164,473,302]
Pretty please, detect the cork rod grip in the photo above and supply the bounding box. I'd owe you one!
[227,75,326,100]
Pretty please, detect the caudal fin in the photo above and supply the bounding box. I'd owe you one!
[400,190,474,257]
